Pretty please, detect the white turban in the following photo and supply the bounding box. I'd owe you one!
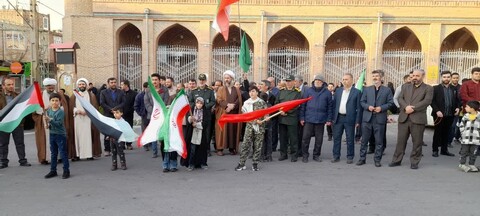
[76,78,89,87]
[42,78,57,86]
[223,70,235,79]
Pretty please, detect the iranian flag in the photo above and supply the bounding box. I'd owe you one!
[0,82,44,133]
[163,89,190,159]
[212,0,239,41]
[137,76,168,147]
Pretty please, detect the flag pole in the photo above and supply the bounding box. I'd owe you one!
[237,1,241,40]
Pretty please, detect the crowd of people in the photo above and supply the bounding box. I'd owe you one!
[0,67,479,178]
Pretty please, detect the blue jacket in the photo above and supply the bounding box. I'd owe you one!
[299,84,333,124]
[360,85,393,124]
[134,91,146,117]
[333,87,362,125]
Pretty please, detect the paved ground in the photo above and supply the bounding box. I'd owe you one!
[0,123,478,216]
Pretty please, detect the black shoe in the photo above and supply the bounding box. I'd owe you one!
[422,143,427,146]
[447,143,453,148]
[252,163,259,171]
[389,162,401,167]
[266,156,273,162]
[410,164,419,169]
[441,151,455,157]
[170,168,178,172]
[40,160,49,165]
[163,168,170,173]
[302,157,308,163]
[72,157,80,162]
[331,158,340,163]
[0,164,8,169]
[44,171,58,179]
[57,159,62,163]
[375,161,382,167]
[432,151,439,157]
[19,162,31,167]
[367,149,374,154]
[235,164,246,171]
[62,171,70,179]
[346,159,353,164]
[328,136,332,141]
[152,154,158,158]
[87,157,94,161]
[291,156,298,162]
[278,155,288,161]
[312,157,322,162]
[356,160,366,166]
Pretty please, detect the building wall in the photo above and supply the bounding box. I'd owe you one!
[63,0,480,87]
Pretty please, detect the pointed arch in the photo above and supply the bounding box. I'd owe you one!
[268,25,309,49]
[116,22,142,47]
[212,25,254,50]
[325,26,365,51]
[383,26,421,51]
[157,23,198,48]
[441,27,478,52]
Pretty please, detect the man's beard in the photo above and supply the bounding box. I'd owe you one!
[224,81,231,87]
[79,87,86,92]
[442,80,450,85]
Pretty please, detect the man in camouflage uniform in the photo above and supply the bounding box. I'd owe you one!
[189,73,216,153]
[235,86,268,171]
[275,75,302,162]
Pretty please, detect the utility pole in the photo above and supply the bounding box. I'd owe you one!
[30,0,39,82]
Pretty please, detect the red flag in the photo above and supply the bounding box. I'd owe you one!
[218,97,312,129]
[212,0,239,41]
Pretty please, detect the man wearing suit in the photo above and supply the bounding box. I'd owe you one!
[100,77,125,156]
[259,79,276,162]
[389,69,434,169]
[357,70,393,167]
[299,75,333,163]
[331,73,362,164]
[431,71,460,157]
[295,75,308,157]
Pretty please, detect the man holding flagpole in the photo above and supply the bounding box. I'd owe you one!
[0,78,32,168]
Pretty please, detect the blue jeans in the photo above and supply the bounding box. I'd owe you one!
[332,115,355,160]
[50,134,69,172]
[448,115,460,144]
[162,152,178,169]
[151,141,158,156]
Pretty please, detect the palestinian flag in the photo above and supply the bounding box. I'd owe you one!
[163,89,190,159]
[73,91,138,142]
[218,97,312,129]
[137,76,168,147]
[212,0,239,41]
[0,82,44,133]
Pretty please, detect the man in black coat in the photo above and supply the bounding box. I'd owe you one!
[121,80,137,150]
[431,71,460,157]
[100,77,125,156]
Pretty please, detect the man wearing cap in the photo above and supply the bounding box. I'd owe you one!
[357,70,393,167]
[189,73,215,155]
[276,75,302,162]
[299,74,333,163]
[331,73,362,164]
[215,70,243,156]
[0,77,32,169]
[69,78,102,160]
[32,78,71,164]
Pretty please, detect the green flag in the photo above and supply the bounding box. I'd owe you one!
[355,69,366,92]
[24,62,31,77]
[239,32,251,73]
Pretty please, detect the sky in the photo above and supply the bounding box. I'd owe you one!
[1,0,64,30]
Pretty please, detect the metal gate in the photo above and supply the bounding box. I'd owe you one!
[268,47,310,83]
[440,49,480,82]
[324,48,367,84]
[157,45,198,85]
[382,49,424,88]
[212,46,253,82]
[118,45,142,91]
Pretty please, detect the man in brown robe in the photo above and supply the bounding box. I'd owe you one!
[69,78,102,159]
[215,70,243,156]
[32,78,72,164]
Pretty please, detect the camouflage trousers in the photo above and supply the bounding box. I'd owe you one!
[239,127,264,166]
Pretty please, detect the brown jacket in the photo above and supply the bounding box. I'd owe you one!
[398,82,434,125]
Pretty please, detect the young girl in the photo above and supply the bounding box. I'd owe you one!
[457,100,480,172]
[187,97,205,171]
[235,86,268,171]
